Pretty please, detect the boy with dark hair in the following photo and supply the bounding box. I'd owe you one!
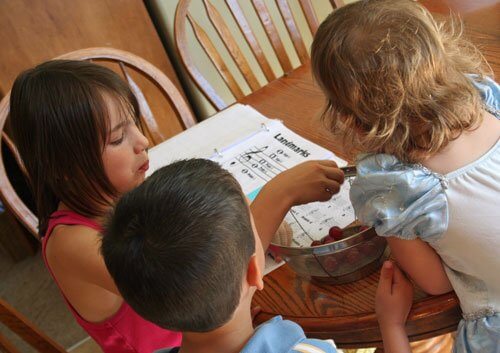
[102,159,413,353]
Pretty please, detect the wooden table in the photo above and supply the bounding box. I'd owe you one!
[244,0,499,349]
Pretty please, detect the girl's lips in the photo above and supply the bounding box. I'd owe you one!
[139,160,149,172]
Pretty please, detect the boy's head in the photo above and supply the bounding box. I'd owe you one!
[311,0,487,163]
[102,159,263,332]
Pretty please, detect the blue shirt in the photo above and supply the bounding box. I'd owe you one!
[157,316,337,353]
[242,316,337,353]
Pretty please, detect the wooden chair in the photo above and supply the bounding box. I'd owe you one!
[0,47,197,238]
[174,0,345,111]
[0,299,67,353]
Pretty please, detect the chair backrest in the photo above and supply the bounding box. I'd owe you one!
[0,47,197,238]
[174,0,345,111]
[0,299,67,353]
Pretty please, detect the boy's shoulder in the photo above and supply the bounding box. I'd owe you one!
[155,317,337,353]
[242,316,338,353]
[290,338,338,353]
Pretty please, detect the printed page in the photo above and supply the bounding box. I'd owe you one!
[210,119,337,194]
[284,189,354,247]
[147,104,273,176]
[210,120,356,249]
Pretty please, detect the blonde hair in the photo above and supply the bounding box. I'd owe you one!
[311,0,491,163]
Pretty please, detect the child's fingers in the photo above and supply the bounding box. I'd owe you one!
[323,180,341,195]
[317,160,338,168]
[391,263,407,285]
[378,261,395,294]
[323,167,345,184]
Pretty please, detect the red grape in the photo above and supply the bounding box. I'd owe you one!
[328,226,344,241]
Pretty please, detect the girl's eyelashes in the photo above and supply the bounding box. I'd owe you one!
[108,119,132,145]
[109,128,127,146]
[109,133,124,146]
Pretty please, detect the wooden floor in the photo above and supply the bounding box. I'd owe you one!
[0,245,100,352]
[69,338,103,353]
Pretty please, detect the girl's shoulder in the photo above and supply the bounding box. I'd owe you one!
[44,210,103,271]
[43,213,122,322]
[46,210,102,234]
[48,221,101,247]
[45,221,102,264]
[348,77,499,243]
[350,154,448,242]
[353,153,447,188]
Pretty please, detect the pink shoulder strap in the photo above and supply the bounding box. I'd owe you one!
[45,210,102,237]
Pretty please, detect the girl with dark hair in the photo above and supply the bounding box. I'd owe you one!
[9,60,345,353]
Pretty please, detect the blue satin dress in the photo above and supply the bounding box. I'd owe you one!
[350,77,500,353]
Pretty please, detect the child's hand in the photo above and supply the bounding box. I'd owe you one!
[375,261,413,330]
[251,160,344,250]
[267,160,344,206]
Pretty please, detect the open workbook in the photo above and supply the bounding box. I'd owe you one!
[148,104,355,274]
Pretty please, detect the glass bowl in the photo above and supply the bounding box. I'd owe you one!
[268,225,389,284]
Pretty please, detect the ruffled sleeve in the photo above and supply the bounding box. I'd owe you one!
[349,154,449,242]
[468,75,500,119]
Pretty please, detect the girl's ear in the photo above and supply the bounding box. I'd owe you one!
[246,254,264,291]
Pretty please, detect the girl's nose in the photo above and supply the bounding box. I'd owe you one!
[133,126,149,154]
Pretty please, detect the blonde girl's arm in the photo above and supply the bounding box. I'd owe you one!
[349,155,453,296]
[45,225,121,295]
[386,237,453,295]
[250,160,344,250]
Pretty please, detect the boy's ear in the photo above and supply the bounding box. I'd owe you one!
[246,254,264,291]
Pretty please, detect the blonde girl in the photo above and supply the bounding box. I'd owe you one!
[311,1,500,352]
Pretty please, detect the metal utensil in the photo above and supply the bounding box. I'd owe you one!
[340,165,357,178]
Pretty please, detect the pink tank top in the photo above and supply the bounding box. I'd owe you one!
[42,210,182,353]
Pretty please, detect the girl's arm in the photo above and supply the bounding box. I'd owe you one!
[386,237,453,295]
[376,261,413,353]
[45,225,120,295]
[250,160,344,250]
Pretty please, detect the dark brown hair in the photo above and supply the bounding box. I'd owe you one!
[9,60,140,235]
[311,0,489,163]
[102,159,255,332]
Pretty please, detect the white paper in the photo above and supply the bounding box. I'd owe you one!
[148,104,355,274]
[210,119,337,193]
[284,186,354,248]
[147,104,271,176]
[208,119,355,249]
